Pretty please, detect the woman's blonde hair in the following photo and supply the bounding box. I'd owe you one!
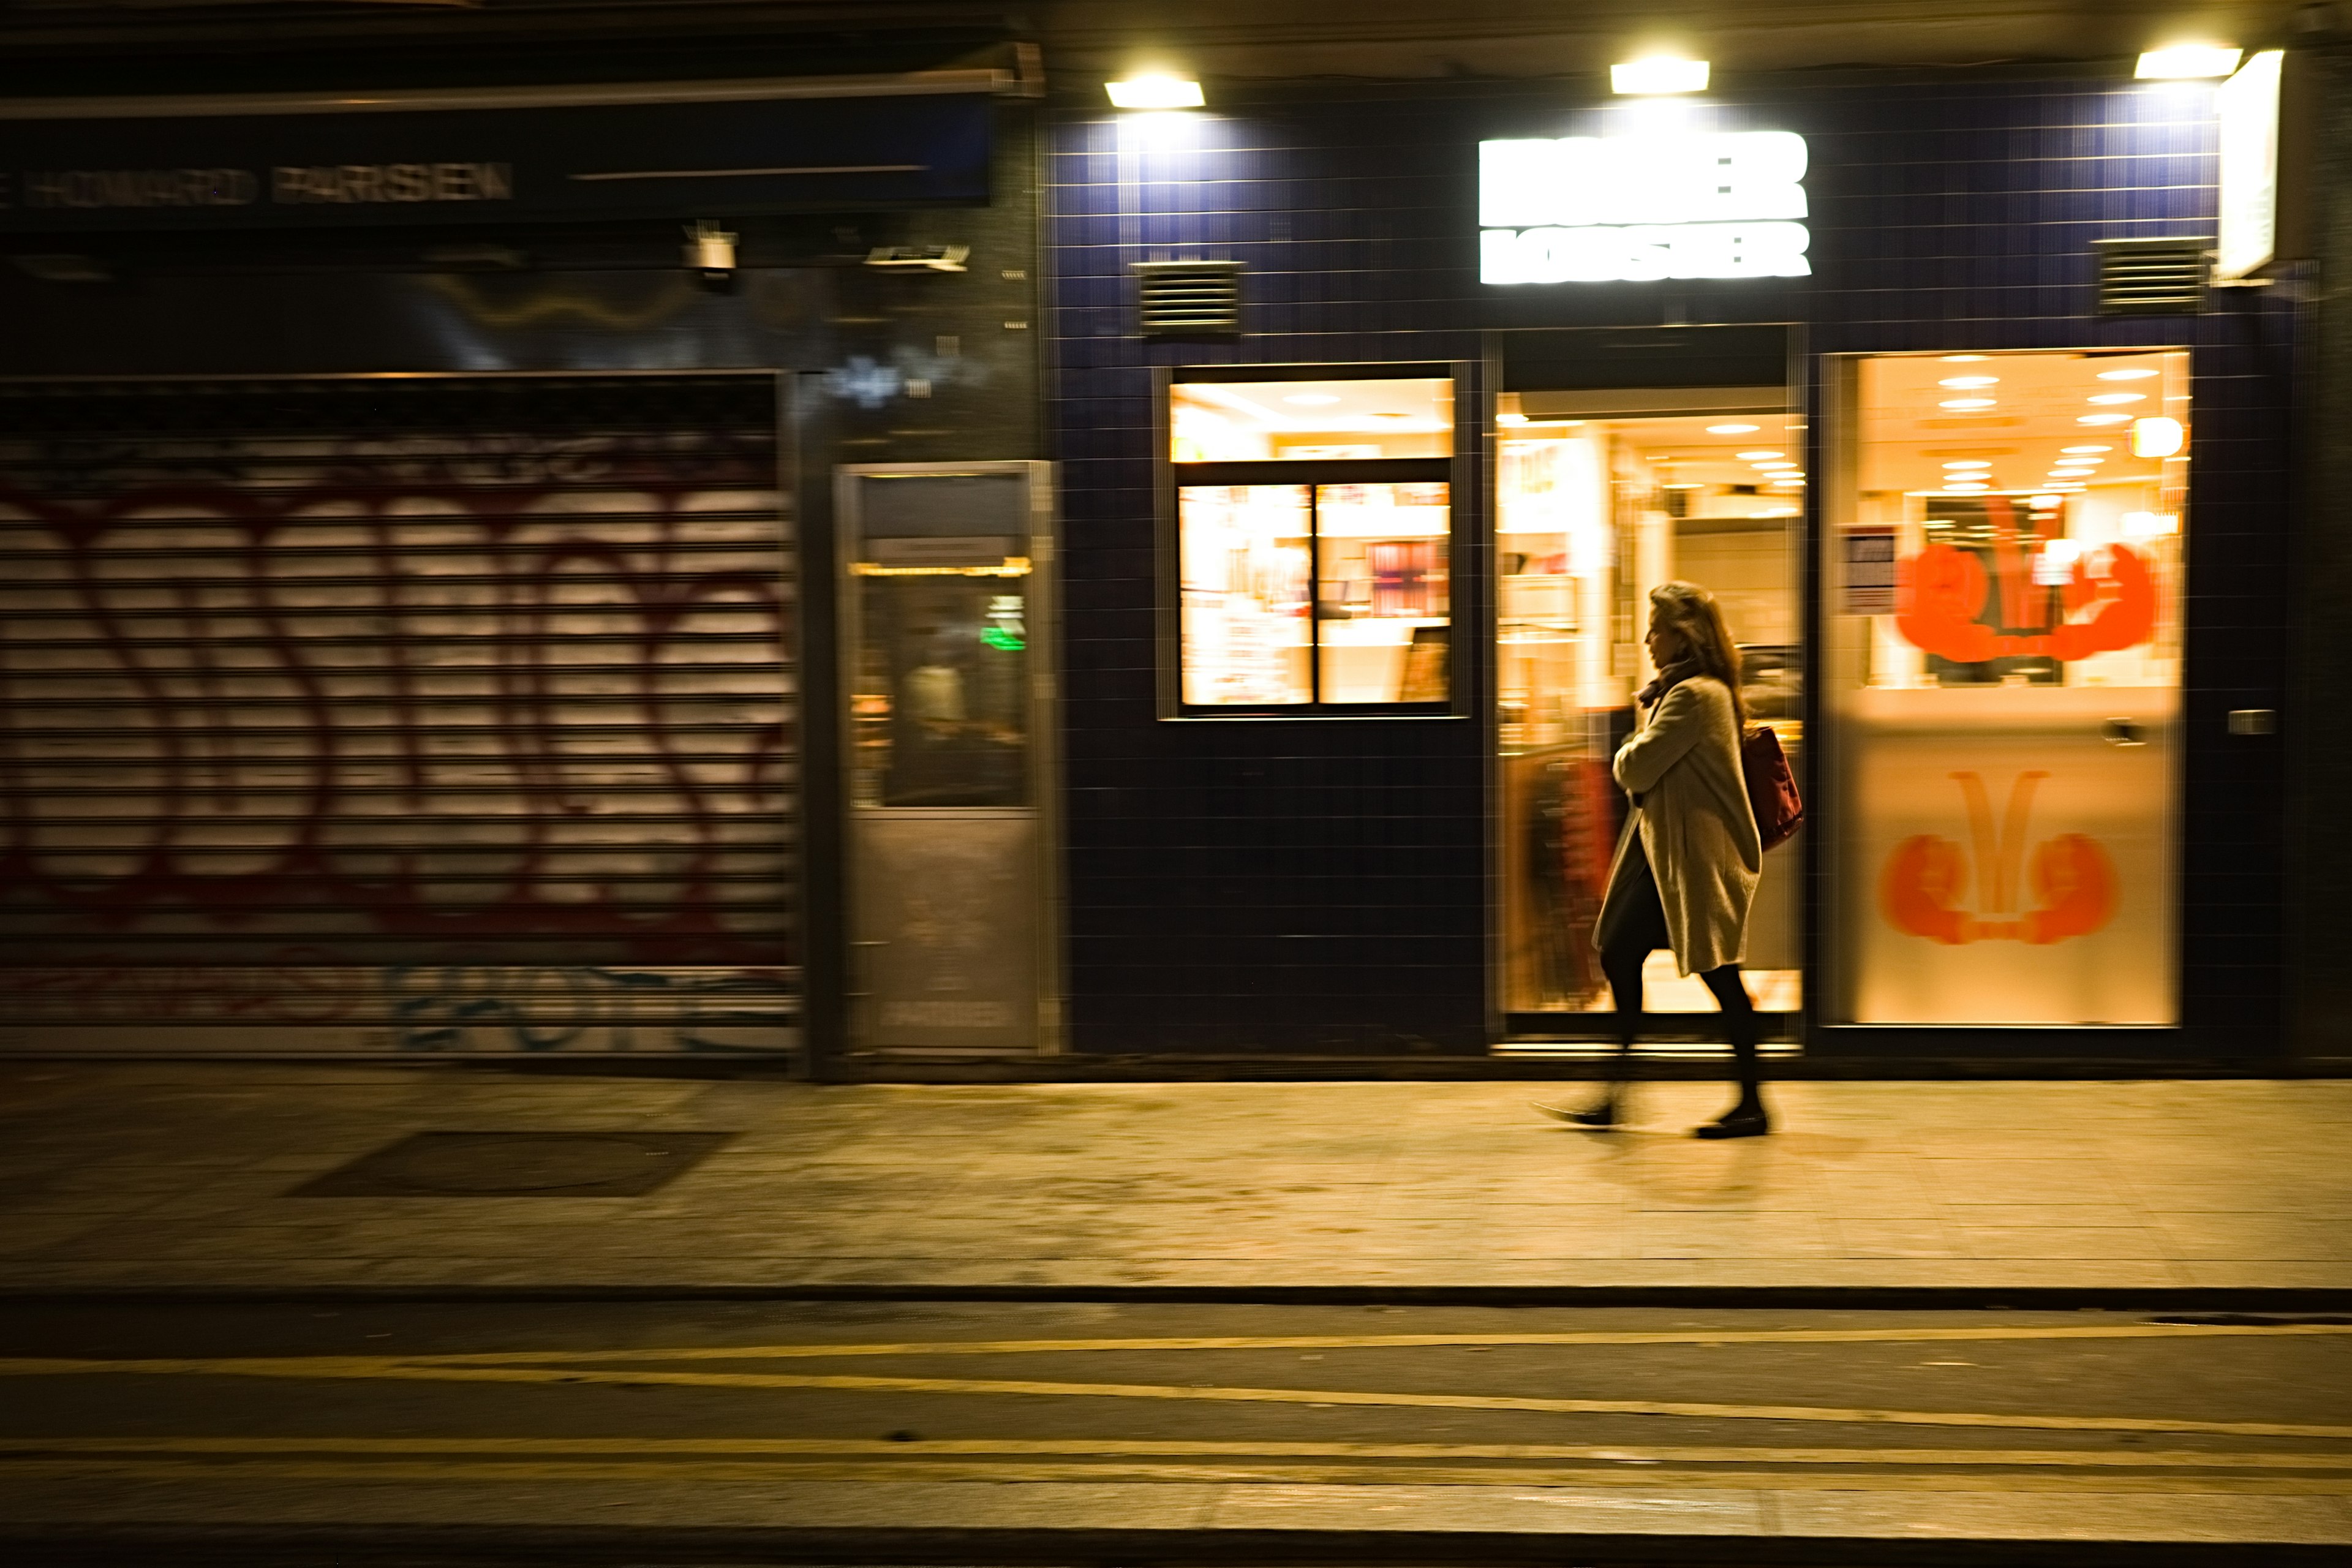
[1649,581,1746,726]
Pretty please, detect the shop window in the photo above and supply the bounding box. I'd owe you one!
[1170,371,1455,712]
[1823,349,2188,1026]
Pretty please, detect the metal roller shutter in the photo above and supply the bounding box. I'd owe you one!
[0,373,797,1055]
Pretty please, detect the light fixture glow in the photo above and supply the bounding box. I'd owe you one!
[2078,413,2133,426]
[2132,416,2186,457]
[2136,45,2243,80]
[2030,494,2065,509]
[1939,398,1997,410]
[1610,58,1709,95]
[2097,368,2160,380]
[1942,460,1992,470]
[1706,423,1761,434]
[1945,483,1990,492]
[2087,392,2146,405]
[1106,74,1205,109]
[1939,376,2000,389]
[1942,354,1989,362]
[1283,393,1341,406]
[1735,450,1784,460]
[1496,412,1530,426]
[2062,445,2113,454]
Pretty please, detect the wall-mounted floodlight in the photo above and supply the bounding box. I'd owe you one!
[1611,58,1709,95]
[2136,44,2242,79]
[1106,74,1204,109]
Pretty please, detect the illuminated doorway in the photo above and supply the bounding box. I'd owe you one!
[1496,393,1804,1022]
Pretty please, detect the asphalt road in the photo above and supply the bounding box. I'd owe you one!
[1,1298,2347,1483]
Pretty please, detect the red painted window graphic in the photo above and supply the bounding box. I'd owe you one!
[1880,771,2117,946]
[1893,500,2157,664]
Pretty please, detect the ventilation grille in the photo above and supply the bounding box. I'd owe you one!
[2094,237,2207,315]
[1136,260,1242,336]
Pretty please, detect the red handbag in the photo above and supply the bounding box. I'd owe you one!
[1742,723,1803,851]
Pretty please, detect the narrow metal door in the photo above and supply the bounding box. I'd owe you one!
[837,462,1056,1055]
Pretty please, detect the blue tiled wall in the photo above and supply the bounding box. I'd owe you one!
[1047,72,2291,1056]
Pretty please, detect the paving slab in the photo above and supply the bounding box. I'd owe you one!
[1,1063,2348,1297]
[0,1476,2345,1561]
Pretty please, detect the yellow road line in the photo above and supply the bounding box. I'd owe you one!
[387,1321,2352,1365]
[6,1353,2337,1440]
[0,1458,2348,1493]
[3,1436,2349,1469]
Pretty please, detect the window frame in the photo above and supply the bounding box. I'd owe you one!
[1158,360,1472,720]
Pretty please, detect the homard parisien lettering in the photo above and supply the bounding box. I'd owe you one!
[13,162,513,209]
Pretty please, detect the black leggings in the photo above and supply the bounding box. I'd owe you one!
[1598,838,1762,1097]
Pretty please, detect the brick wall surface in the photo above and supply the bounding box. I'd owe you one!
[1047,70,2292,1055]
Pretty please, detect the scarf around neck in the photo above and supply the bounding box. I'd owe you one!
[1637,657,1703,710]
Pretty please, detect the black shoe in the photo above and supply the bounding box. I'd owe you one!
[1534,1098,1618,1129]
[1694,1107,1770,1139]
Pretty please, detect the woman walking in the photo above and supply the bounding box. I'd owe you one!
[1540,581,1769,1139]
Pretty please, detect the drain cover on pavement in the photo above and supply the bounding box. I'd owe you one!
[293,1131,736,1197]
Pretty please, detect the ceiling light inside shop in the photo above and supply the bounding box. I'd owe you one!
[2097,368,2160,380]
[1946,483,1990,492]
[1611,57,1709,94]
[2133,417,2186,457]
[2062,445,2113,454]
[2079,413,2132,426]
[1940,398,1997,410]
[1106,74,1205,108]
[2030,494,2065,508]
[2087,392,2146,404]
[1942,459,1992,469]
[1706,423,1761,434]
[1942,354,1989,362]
[1939,376,1999,389]
[2136,44,2242,80]
[1496,412,1530,426]
[1736,450,1784,460]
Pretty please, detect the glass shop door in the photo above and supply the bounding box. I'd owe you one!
[1496,392,1805,1029]
[1822,351,2187,1026]
[839,462,1057,1054]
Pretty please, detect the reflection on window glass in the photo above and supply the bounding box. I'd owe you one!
[853,560,1031,807]
[1830,350,2188,1025]
[1495,399,1803,1016]
[1170,378,1453,461]
[1180,485,1312,706]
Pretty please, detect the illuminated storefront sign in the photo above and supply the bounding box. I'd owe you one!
[2215,49,2285,281]
[1479,130,1811,284]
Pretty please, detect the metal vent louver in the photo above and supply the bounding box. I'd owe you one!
[2093,237,2207,315]
[1135,260,1242,336]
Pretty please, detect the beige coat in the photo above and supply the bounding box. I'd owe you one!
[1593,675,1762,976]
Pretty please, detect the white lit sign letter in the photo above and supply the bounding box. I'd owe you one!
[2215,50,2283,282]
[1479,130,1812,285]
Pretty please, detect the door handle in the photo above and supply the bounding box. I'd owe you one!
[2100,717,2147,747]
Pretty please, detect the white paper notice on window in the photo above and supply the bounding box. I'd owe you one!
[1843,526,1897,616]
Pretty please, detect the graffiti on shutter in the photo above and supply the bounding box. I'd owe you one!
[0,375,796,1054]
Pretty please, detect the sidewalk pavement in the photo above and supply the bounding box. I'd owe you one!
[2,1061,2346,1296]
